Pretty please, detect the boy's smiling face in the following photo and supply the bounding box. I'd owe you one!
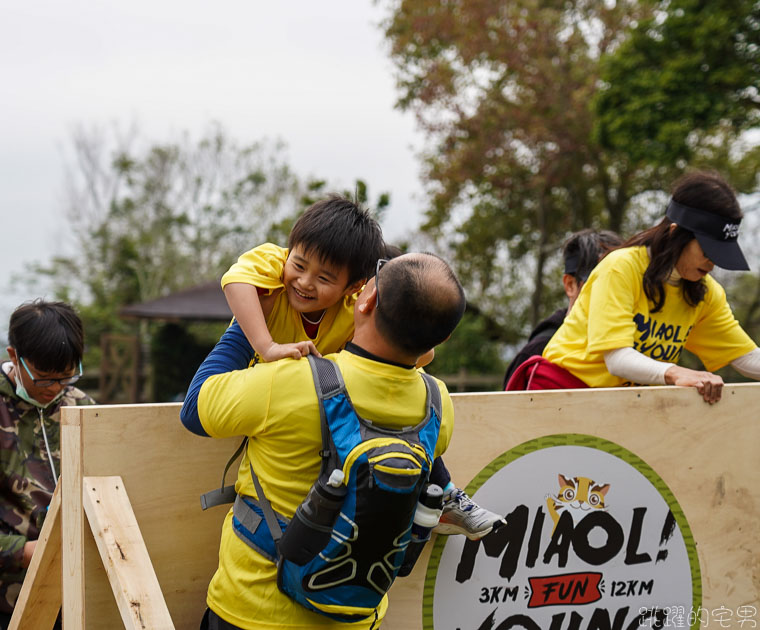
[283,244,362,317]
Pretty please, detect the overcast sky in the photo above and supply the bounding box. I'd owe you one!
[0,0,427,330]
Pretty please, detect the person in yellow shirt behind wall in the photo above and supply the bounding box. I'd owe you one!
[511,170,760,401]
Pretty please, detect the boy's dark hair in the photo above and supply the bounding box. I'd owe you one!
[374,253,466,356]
[563,229,623,282]
[288,195,385,285]
[8,300,84,373]
[384,243,404,259]
[622,170,742,312]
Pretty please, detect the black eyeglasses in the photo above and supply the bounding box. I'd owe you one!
[20,356,82,388]
[375,258,389,309]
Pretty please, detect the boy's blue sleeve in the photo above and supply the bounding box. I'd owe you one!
[180,321,254,436]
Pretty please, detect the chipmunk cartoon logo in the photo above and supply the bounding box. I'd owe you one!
[546,474,610,533]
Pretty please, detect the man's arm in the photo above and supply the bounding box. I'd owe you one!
[180,321,254,436]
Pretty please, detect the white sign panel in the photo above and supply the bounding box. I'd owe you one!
[426,435,700,630]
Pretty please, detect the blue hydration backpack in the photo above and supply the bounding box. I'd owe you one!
[230,355,442,624]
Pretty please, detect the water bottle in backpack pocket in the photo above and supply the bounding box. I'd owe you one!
[398,483,444,577]
[278,468,347,565]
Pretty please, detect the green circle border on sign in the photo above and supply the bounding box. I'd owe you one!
[422,433,702,630]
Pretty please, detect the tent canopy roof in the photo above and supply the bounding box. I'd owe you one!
[119,281,232,322]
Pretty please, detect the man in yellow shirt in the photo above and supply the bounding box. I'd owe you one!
[181,252,466,630]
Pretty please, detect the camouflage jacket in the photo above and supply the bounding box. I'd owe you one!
[0,362,94,613]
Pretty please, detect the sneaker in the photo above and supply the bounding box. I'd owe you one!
[434,487,506,540]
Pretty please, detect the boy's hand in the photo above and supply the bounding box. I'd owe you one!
[260,341,322,361]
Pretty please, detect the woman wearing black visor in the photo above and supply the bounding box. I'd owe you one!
[515,170,760,402]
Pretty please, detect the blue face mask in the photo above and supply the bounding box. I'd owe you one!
[13,362,66,409]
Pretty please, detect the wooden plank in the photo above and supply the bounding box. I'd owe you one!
[83,476,174,630]
[8,485,62,630]
[78,403,234,628]
[61,406,85,630]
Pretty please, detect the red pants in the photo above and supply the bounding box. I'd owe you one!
[505,355,589,391]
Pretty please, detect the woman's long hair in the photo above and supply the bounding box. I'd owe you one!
[620,171,742,313]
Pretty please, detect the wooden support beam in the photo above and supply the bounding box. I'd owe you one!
[83,476,174,630]
[61,407,85,630]
[8,484,62,630]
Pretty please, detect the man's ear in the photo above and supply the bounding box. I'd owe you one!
[6,347,16,363]
[357,284,378,315]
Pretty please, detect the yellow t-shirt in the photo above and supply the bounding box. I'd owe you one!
[221,243,357,360]
[197,350,454,629]
[543,246,756,387]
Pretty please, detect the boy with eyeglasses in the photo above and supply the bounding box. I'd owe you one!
[0,299,94,626]
[194,194,504,542]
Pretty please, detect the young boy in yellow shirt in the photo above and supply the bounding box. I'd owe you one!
[221,194,504,539]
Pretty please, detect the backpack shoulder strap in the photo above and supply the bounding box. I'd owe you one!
[420,372,442,420]
[307,355,346,461]
[252,356,346,552]
[248,462,284,546]
[200,436,247,510]
[307,354,346,401]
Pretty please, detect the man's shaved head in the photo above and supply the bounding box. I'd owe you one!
[374,253,465,355]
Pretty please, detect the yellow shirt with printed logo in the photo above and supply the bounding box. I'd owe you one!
[221,243,357,361]
[543,246,756,387]
[198,350,454,629]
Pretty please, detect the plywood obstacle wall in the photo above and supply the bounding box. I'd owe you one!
[15,384,759,629]
[382,384,760,630]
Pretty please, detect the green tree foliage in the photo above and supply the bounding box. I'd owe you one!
[382,0,760,364]
[21,123,396,398]
[382,0,668,338]
[27,123,310,372]
[57,123,303,303]
[726,272,760,367]
[424,310,506,382]
[594,0,760,165]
